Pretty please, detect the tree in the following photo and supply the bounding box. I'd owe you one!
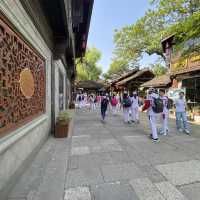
[103,59,128,80]
[151,63,168,77]
[113,0,200,65]
[76,47,102,81]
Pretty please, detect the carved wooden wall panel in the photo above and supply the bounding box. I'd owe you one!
[0,15,46,136]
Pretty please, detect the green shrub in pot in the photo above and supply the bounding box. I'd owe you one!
[57,111,72,125]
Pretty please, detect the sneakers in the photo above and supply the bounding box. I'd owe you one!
[184,129,190,135]
[153,138,159,142]
[178,128,183,133]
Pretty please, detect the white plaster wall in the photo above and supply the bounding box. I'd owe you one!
[54,60,67,121]
[0,0,52,195]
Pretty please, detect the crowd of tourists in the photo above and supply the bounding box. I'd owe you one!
[76,88,190,142]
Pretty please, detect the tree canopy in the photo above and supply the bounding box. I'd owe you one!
[151,63,168,77]
[76,47,102,81]
[110,0,200,74]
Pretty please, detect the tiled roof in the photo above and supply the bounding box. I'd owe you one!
[116,69,154,86]
[141,74,171,88]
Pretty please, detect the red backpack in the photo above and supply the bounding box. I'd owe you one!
[111,97,118,106]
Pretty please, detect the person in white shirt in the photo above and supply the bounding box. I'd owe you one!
[76,93,82,109]
[130,91,140,123]
[174,92,190,134]
[142,88,162,142]
[159,89,169,136]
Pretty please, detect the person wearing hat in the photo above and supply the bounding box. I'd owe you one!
[142,88,161,142]
[130,91,140,123]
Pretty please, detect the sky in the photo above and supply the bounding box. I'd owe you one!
[87,0,158,73]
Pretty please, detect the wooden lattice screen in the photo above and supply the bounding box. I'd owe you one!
[0,14,46,136]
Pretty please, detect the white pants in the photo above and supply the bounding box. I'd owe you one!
[90,103,95,110]
[161,113,169,135]
[131,107,139,121]
[112,106,117,115]
[149,115,158,139]
[78,101,82,108]
[123,107,130,123]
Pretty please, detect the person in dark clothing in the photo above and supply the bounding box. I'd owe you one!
[101,93,109,122]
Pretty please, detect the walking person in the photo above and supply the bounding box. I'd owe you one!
[130,91,140,123]
[116,93,121,112]
[101,93,109,122]
[142,88,164,142]
[174,92,190,134]
[111,94,118,116]
[122,91,132,124]
[76,92,82,109]
[159,89,169,136]
[88,94,94,111]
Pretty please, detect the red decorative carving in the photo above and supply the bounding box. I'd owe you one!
[0,14,45,136]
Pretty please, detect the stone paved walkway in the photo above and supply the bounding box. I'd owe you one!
[8,109,200,200]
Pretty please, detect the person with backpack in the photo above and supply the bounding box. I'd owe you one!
[101,93,109,122]
[174,92,190,134]
[122,91,132,124]
[142,88,164,142]
[130,91,140,123]
[110,94,118,116]
[159,89,170,136]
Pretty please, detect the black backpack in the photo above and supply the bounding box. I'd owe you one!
[78,95,82,101]
[123,97,132,108]
[101,98,108,107]
[167,98,173,109]
[152,97,164,113]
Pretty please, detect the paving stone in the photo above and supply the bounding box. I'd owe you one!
[123,135,149,144]
[91,182,139,200]
[64,187,91,200]
[125,146,152,166]
[101,162,143,182]
[68,156,79,170]
[66,167,104,188]
[179,182,200,200]
[71,146,90,156]
[71,135,91,147]
[155,181,187,200]
[139,165,167,183]
[129,178,165,200]
[156,160,200,186]
[109,151,130,164]
[77,153,113,169]
[101,139,123,152]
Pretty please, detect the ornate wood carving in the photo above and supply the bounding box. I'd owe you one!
[0,14,46,136]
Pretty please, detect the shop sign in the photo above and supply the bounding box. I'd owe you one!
[171,53,200,73]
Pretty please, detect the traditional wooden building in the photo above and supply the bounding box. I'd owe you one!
[141,74,172,89]
[0,0,93,198]
[162,35,200,121]
[108,69,139,92]
[115,68,155,93]
[75,80,105,93]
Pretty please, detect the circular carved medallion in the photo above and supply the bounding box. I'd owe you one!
[19,68,35,98]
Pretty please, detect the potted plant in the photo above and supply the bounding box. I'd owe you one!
[55,111,72,138]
